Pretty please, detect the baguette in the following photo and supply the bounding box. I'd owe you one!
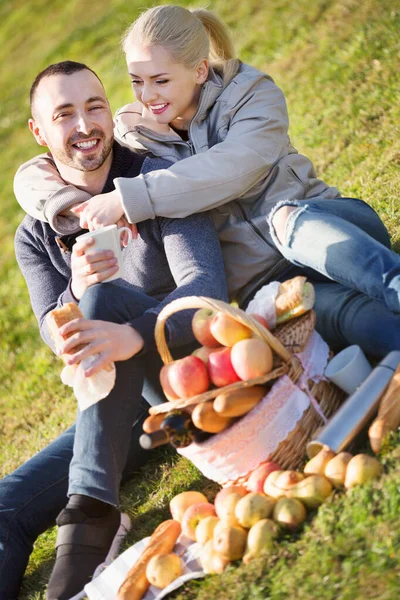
[117,519,181,600]
[368,366,400,453]
[275,276,315,324]
[213,386,267,417]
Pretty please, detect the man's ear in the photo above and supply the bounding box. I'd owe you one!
[196,58,209,85]
[28,118,48,147]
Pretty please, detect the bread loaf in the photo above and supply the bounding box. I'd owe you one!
[368,366,400,453]
[117,519,181,600]
[47,303,85,360]
[213,386,266,417]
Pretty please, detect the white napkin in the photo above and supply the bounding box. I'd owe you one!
[245,281,280,328]
[61,355,116,411]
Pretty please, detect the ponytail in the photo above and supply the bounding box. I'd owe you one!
[122,5,240,84]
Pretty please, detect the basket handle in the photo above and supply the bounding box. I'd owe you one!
[155,296,293,365]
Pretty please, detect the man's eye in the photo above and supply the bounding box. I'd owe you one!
[56,113,70,119]
[89,105,104,111]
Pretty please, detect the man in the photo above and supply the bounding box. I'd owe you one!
[0,61,227,599]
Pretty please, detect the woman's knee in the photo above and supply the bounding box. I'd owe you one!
[271,205,298,245]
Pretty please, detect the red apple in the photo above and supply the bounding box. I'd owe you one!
[192,309,220,347]
[214,485,248,519]
[207,347,241,388]
[246,462,282,494]
[249,313,270,330]
[209,313,252,347]
[181,502,217,540]
[159,362,180,401]
[168,356,210,399]
[192,346,220,365]
[230,338,273,380]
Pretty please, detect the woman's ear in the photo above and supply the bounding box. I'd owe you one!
[28,118,48,147]
[196,58,209,84]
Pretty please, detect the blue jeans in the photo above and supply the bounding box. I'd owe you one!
[0,284,193,599]
[269,197,400,357]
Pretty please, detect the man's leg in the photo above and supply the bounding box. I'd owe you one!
[46,284,168,599]
[0,402,153,600]
[269,197,400,313]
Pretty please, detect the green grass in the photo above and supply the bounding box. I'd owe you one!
[0,0,399,598]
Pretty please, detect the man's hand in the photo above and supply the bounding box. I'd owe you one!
[71,237,118,300]
[57,318,144,376]
[71,189,124,230]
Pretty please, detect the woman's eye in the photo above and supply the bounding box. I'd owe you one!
[156,79,168,85]
[130,80,142,86]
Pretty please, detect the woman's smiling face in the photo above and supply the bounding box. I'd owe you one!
[126,44,208,131]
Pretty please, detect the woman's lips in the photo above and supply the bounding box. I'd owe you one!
[149,103,169,115]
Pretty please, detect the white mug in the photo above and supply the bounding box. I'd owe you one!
[324,345,372,395]
[77,224,133,282]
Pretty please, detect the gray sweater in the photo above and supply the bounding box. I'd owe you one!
[14,143,228,354]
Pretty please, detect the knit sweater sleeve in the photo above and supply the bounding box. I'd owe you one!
[128,212,228,352]
[14,218,75,352]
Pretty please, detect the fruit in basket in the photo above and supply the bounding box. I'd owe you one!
[230,338,273,380]
[170,491,208,522]
[264,470,304,499]
[145,553,183,588]
[234,493,276,528]
[324,452,352,488]
[286,474,333,508]
[192,345,220,364]
[344,454,382,489]
[213,386,266,418]
[246,462,282,494]
[304,445,336,476]
[191,401,233,433]
[213,523,248,560]
[195,515,220,545]
[242,518,279,563]
[192,309,221,347]
[273,497,307,529]
[199,539,231,574]
[209,312,252,347]
[214,485,248,518]
[159,363,180,401]
[248,313,270,330]
[142,413,166,434]
[181,502,217,540]
[168,356,210,398]
[207,347,241,387]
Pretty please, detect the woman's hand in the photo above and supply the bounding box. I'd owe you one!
[71,189,124,231]
[58,318,144,376]
[70,237,119,300]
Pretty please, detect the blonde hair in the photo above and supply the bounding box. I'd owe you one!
[122,5,240,83]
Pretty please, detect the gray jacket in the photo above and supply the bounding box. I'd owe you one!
[14,62,340,305]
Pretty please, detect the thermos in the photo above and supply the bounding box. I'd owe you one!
[307,351,400,458]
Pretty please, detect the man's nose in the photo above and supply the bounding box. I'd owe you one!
[75,114,92,134]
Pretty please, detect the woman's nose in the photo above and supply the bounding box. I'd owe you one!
[141,84,157,104]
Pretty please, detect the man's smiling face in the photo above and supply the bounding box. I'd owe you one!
[29,69,114,173]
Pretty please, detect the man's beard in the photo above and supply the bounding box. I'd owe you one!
[52,129,114,172]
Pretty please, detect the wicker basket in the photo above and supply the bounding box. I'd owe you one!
[150,296,345,482]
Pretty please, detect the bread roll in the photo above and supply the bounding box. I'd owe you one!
[369,366,400,453]
[275,276,315,324]
[47,303,85,359]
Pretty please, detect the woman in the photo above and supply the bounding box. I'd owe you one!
[14,5,400,356]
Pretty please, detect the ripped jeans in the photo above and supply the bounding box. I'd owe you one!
[268,197,400,357]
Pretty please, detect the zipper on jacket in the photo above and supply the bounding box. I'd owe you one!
[234,202,276,250]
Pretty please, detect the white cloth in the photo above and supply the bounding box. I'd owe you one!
[245,281,280,328]
[61,355,116,411]
[84,534,204,600]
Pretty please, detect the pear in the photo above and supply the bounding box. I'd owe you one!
[324,452,352,488]
[235,493,276,528]
[213,523,248,560]
[273,497,307,529]
[242,518,279,563]
[146,553,183,588]
[263,470,303,499]
[303,445,336,476]
[344,454,382,489]
[286,474,333,508]
[199,539,230,574]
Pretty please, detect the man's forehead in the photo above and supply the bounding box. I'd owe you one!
[35,70,107,114]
